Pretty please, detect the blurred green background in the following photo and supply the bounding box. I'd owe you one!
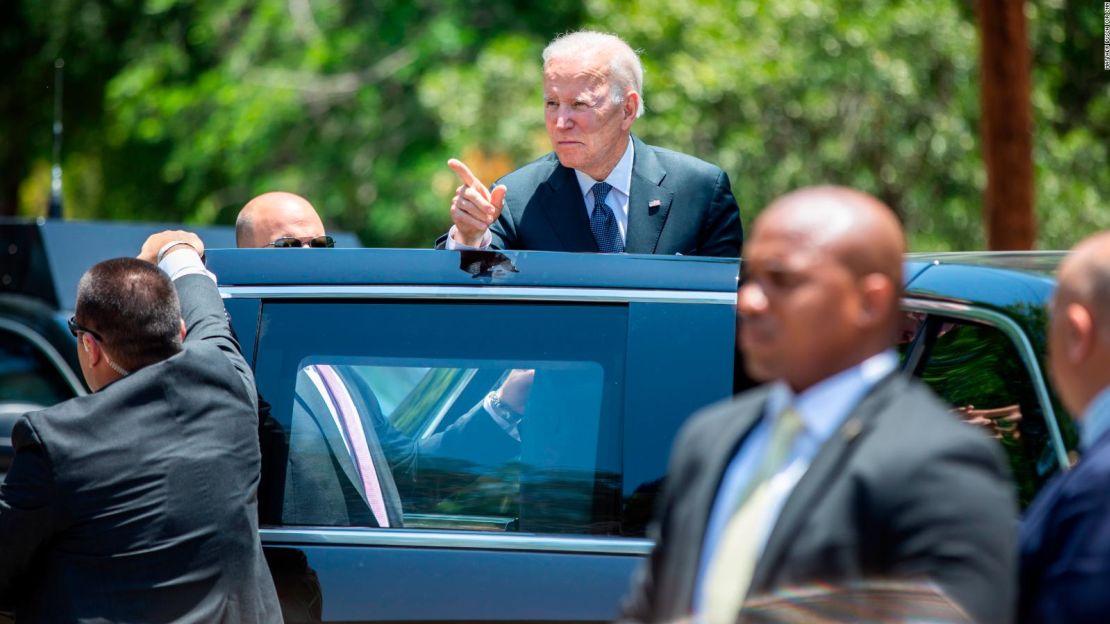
[2,0,1107,250]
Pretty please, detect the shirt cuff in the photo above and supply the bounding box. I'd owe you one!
[444,226,492,250]
[482,392,521,441]
[159,247,217,284]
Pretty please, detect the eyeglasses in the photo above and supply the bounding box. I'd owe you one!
[68,316,103,342]
[268,235,335,248]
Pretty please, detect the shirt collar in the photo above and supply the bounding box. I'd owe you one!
[764,351,899,443]
[574,136,635,199]
[1080,386,1110,451]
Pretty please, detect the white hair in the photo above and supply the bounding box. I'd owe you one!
[542,30,645,118]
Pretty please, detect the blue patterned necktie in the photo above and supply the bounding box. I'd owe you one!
[589,182,625,253]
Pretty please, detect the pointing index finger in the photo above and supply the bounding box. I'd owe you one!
[448,159,490,201]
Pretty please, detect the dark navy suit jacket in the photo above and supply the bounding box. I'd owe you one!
[437,136,742,257]
[1020,428,1110,623]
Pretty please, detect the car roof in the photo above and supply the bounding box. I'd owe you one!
[905,251,1061,307]
[0,218,360,310]
[205,248,741,293]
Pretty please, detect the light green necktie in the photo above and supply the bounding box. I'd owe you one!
[701,406,804,624]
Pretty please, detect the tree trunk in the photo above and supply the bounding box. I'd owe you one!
[976,0,1036,250]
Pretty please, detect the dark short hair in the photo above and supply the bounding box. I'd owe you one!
[75,258,183,370]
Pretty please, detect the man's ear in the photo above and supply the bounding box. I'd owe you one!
[622,91,639,127]
[83,334,103,365]
[1064,302,1095,364]
[179,318,187,342]
[856,273,896,328]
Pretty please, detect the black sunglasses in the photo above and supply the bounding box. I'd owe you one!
[68,316,104,342]
[268,235,335,248]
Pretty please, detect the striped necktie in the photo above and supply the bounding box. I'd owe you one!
[700,406,804,623]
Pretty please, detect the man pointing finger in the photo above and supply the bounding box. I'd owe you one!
[438,31,742,257]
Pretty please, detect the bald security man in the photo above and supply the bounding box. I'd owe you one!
[236,192,333,248]
[437,31,741,257]
[1020,231,1110,623]
[618,187,1017,624]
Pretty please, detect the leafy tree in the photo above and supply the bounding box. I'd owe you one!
[3,0,1106,251]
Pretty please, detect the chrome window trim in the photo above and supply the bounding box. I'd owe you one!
[0,318,87,397]
[219,285,736,306]
[901,298,1069,470]
[260,527,654,556]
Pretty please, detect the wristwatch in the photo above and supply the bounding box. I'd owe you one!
[487,391,524,425]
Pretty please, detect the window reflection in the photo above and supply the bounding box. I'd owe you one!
[898,312,1054,507]
[279,359,618,534]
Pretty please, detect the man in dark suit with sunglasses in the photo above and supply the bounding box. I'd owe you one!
[236,191,335,248]
[0,232,281,622]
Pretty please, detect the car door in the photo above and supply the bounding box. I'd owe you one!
[897,300,1073,507]
[251,293,634,623]
[0,317,86,475]
[242,281,738,624]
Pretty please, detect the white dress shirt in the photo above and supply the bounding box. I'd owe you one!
[446,137,635,250]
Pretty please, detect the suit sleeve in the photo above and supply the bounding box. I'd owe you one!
[175,273,256,403]
[885,435,1018,624]
[696,169,742,258]
[1019,473,1110,623]
[417,401,519,468]
[0,419,58,608]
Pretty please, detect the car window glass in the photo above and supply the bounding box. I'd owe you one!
[0,327,75,407]
[254,301,625,535]
[901,313,1056,507]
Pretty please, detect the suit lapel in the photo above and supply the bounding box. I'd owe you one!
[673,389,771,611]
[625,136,674,255]
[536,162,598,252]
[749,372,902,591]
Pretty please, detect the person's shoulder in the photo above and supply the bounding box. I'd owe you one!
[866,375,1007,465]
[9,392,104,460]
[676,385,770,447]
[1060,434,1110,496]
[495,151,561,187]
[640,141,725,178]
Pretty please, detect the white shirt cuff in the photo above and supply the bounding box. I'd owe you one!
[444,226,492,250]
[482,393,521,441]
[158,247,217,284]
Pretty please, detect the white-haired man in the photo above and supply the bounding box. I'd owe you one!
[437,31,742,257]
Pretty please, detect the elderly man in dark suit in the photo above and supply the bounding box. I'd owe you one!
[438,30,741,257]
[1020,231,1110,623]
[619,187,1017,624]
[0,231,280,622]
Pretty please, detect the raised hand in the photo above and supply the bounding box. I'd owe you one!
[448,158,507,247]
[137,230,205,265]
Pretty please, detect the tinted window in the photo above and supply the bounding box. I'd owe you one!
[254,301,625,535]
[899,313,1057,507]
[0,327,74,407]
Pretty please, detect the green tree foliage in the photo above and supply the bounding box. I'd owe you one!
[4,0,1107,250]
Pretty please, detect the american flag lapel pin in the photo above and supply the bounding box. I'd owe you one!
[648,199,662,209]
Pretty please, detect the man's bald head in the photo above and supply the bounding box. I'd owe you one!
[759,185,906,286]
[738,186,906,392]
[235,192,325,248]
[1048,231,1110,417]
[1057,232,1110,328]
